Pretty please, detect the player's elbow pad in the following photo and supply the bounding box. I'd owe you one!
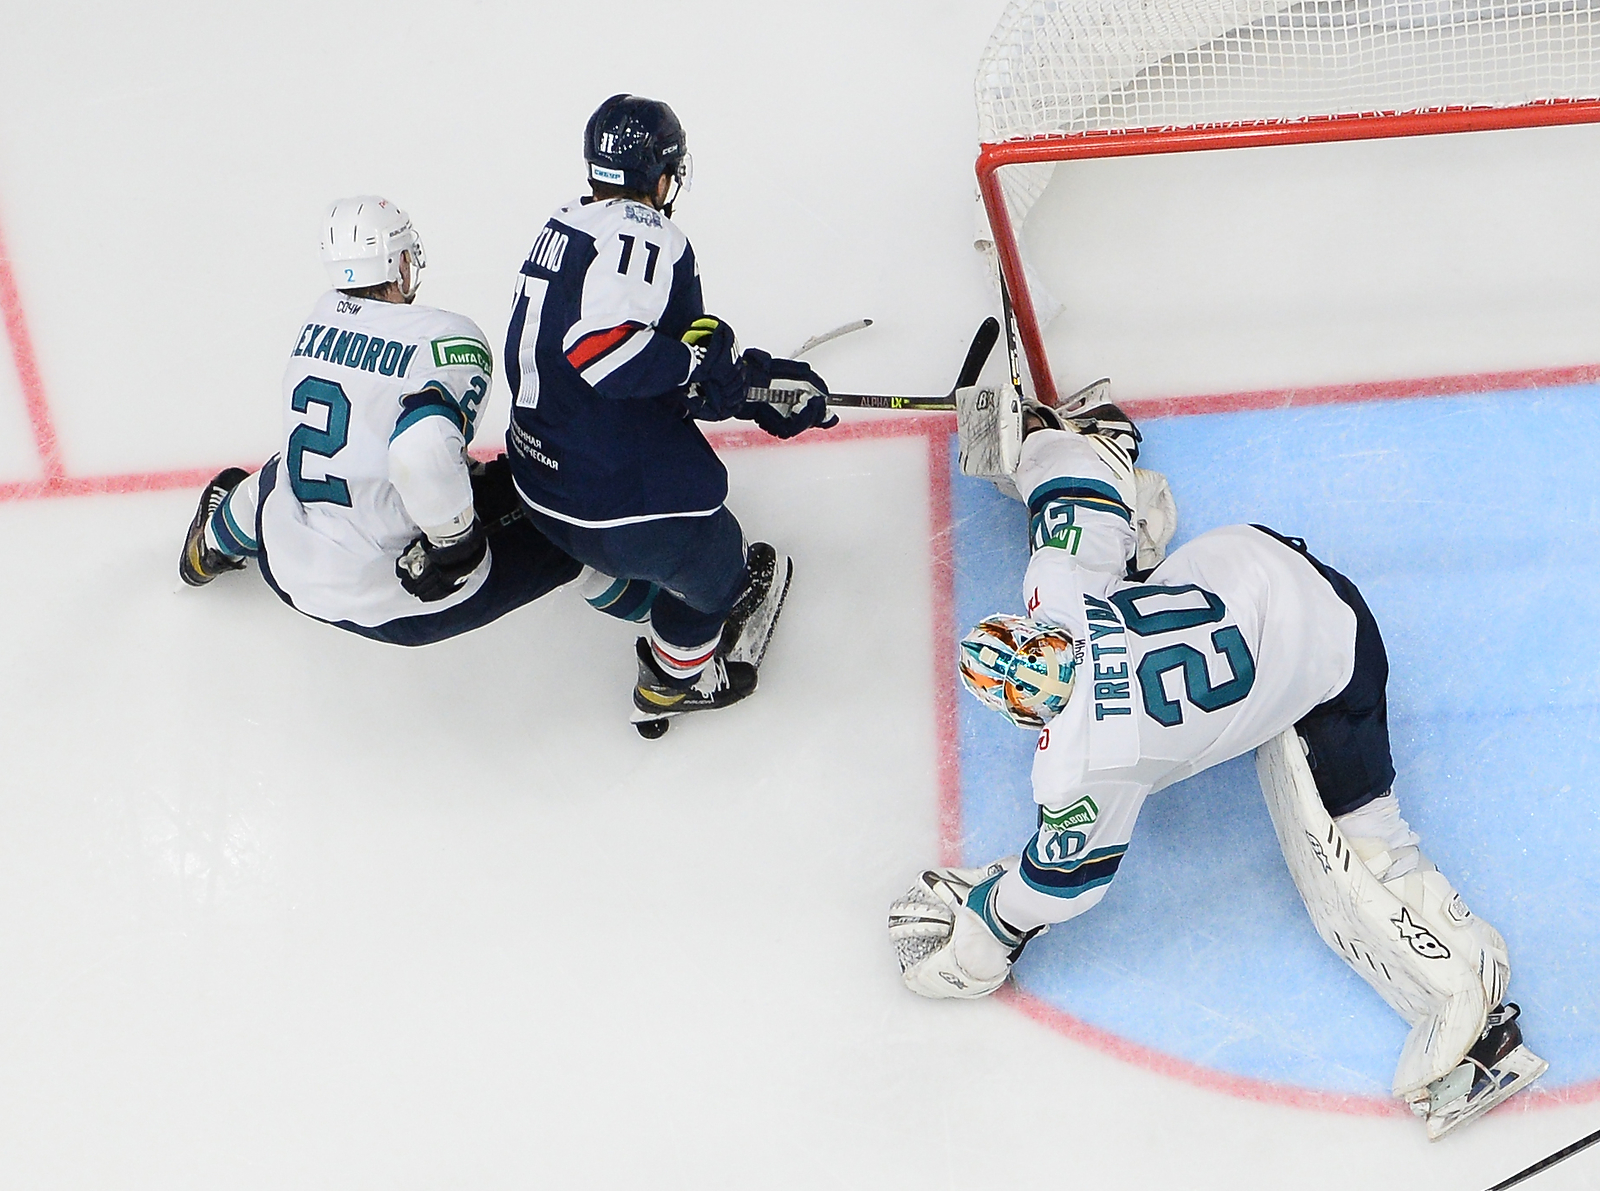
[389,418,474,536]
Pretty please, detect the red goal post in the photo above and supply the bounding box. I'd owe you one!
[975,0,1600,407]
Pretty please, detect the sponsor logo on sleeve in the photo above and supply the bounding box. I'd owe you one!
[431,336,494,376]
[1044,796,1099,832]
[1039,798,1098,865]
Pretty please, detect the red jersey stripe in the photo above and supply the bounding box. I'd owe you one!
[566,322,643,370]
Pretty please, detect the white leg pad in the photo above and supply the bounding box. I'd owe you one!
[1255,730,1493,1098]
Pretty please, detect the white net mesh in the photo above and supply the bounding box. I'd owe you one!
[978,0,1600,246]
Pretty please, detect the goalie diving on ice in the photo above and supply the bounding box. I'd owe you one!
[888,389,1546,1140]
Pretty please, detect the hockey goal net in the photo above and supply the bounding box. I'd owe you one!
[977,0,1600,405]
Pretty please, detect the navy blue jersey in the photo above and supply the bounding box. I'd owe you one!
[504,196,727,527]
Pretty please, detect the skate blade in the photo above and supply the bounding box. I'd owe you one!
[1423,1045,1548,1141]
[727,556,793,668]
[1053,377,1111,414]
[629,706,676,739]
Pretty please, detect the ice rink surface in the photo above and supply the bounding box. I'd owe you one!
[2,3,1600,1188]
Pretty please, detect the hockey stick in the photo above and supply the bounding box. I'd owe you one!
[997,268,1027,402]
[1482,1124,1600,1191]
[747,317,1001,410]
[788,318,872,360]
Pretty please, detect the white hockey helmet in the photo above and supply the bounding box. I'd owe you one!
[959,614,1078,728]
[318,196,426,296]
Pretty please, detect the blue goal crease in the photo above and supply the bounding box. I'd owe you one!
[947,385,1600,1095]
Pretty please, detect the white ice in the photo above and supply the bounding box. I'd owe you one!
[0,3,1596,1187]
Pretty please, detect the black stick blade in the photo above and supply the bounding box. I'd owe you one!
[953,317,1001,391]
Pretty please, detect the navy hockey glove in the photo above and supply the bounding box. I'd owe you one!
[738,350,838,440]
[683,316,747,419]
[396,521,487,602]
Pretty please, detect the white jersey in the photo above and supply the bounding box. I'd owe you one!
[988,430,1358,934]
[258,290,494,627]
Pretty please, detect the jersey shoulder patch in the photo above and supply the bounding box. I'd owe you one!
[410,307,494,379]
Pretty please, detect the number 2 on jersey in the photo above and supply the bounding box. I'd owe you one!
[1109,583,1256,727]
[287,377,352,506]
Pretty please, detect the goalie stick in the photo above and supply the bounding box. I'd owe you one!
[746,317,1000,410]
[1483,1124,1600,1191]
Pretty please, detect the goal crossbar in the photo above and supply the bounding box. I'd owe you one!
[978,98,1600,407]
[975,0,1600,409]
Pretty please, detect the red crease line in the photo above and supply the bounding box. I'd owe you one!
[1120,362,1600,421]
[0,218,64,478]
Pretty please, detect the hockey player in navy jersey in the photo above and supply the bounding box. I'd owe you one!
[179,196,661,646]
[888,396,1545,1138]
[505,94,837,734]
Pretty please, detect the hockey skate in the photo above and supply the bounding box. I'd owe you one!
[1051,375,1112,415]
[631,637,757,738]
[719,542,793,668]
[179,467,251,586]
[1411,1002,1548,1140]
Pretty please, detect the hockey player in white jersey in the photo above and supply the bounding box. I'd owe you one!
[179,197,660,643]
[888,396,1545,1138]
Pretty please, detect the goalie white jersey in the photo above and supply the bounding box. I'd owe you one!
[989,430,1359,934]
[257,290,495,628]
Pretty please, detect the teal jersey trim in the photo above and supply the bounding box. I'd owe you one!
[391,381,468,442]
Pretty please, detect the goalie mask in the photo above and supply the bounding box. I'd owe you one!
[958,614,1078,728]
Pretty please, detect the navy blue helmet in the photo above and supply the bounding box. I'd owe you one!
[584,94,691,198]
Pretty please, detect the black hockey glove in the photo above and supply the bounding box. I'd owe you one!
[737,349,838,440]
[469,453,525,533]
[396,520,487,602]
[1064,402,1141,464]
[683,316,747,419]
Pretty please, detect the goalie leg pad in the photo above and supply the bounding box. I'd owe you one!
[1255,730,1496,1098]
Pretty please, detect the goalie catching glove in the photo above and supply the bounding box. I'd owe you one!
[682,316,836,438]
[396,519,486,601]
[888,859,1041,999]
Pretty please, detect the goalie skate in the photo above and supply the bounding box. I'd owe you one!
[1052,376,1111,415]
[1413,1003,1548,1141]
[721,542,792,668]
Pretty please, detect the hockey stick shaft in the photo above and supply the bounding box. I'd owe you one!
[748,318,1001,410]
[1484,1125,1600,1191]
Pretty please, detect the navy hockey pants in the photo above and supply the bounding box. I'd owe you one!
[255,456,584,647]
[522,505,748,652]
[1252,525,1396,817]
